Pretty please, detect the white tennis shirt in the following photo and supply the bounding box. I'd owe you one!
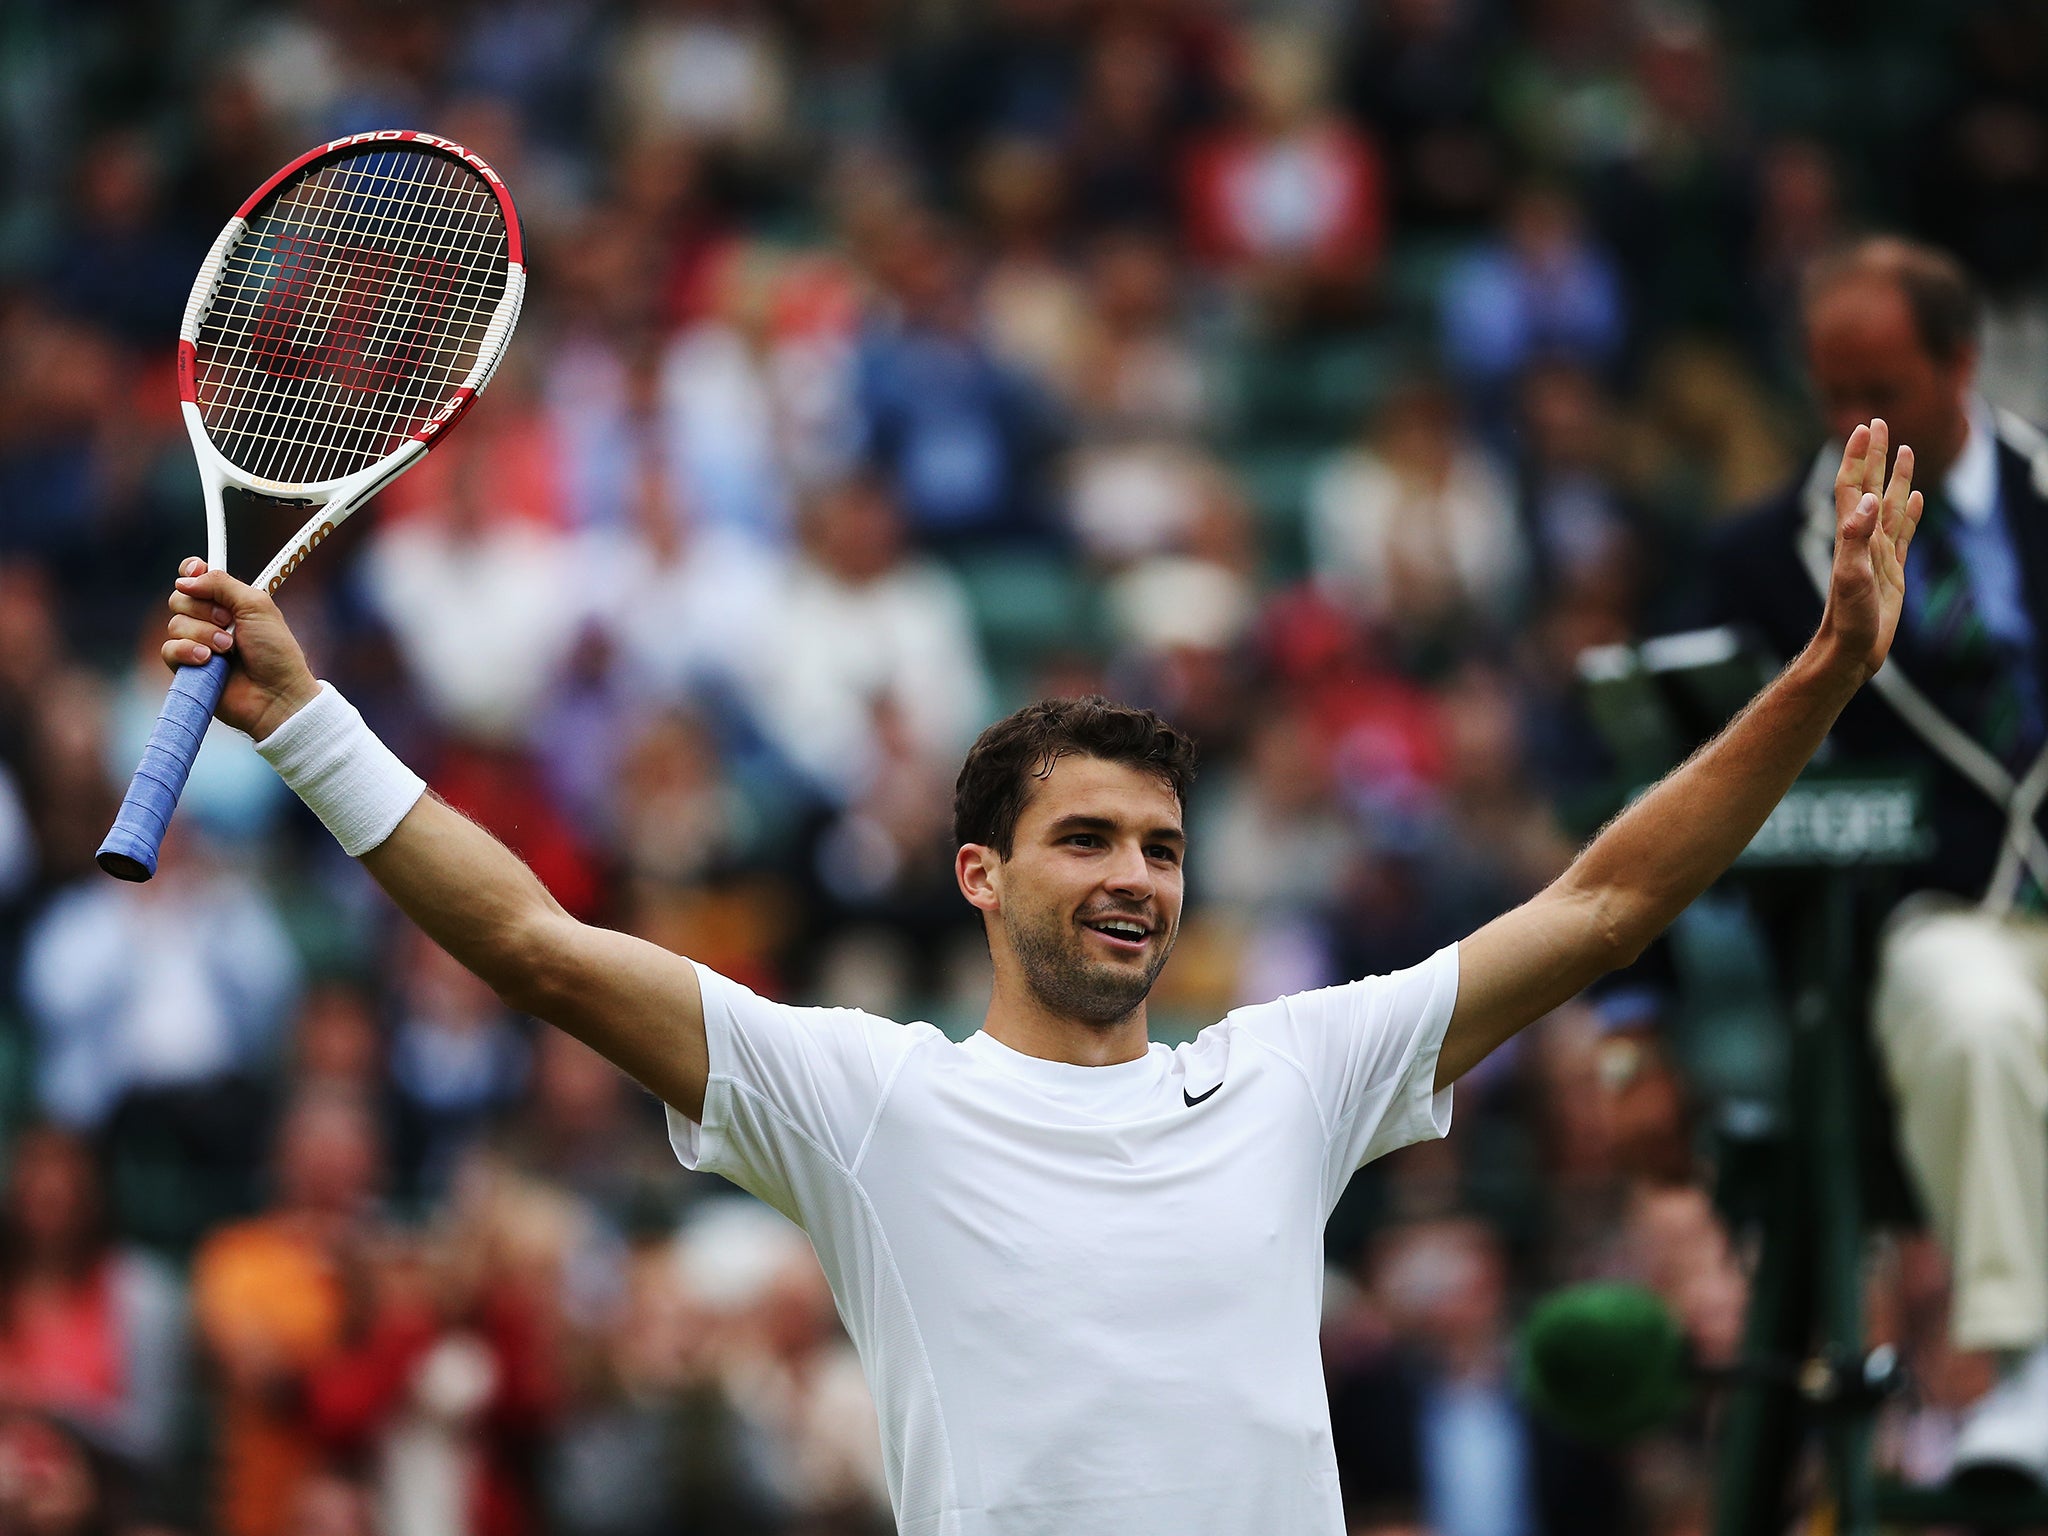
[667,944,1460,1536]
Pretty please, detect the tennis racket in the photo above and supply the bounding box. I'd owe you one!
[95,129,525,882]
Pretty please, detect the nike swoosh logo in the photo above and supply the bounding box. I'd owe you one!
[1183,1083,1221,1107]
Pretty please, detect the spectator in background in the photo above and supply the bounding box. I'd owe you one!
[572,447,783,716]
[1064,15,1205,234]
[1509,361,1640,613]
[1198,706,1357,922]
[1586,17,1760,357]
[0,1128,185,1472]
[20,829,299,1141]
[387,934,530,1205]
[1432,663,1575,901]
[362,381,580,749]
[1102,467,1261,761]
[1341,0,1503,235]
[784,0,899,163]
[1182,23,1388,305]
[0,566,115,894]
[501,1031,675,1238]
[1914,3,2048,304]
[1440,183,1626,414]
[42,131,196,350]
[609,0,791,165]
[0,303,130,578]
[1061,234,1217,566]
[890,0,1087,202]
[1751,139,1848,379]
[191,1093,384,1536]
[289,985,385,1107]
[607,709,766,892]
[660,243,858,547]
[1328,1219,1625,1536]
[974,136,1089,400]
[754,474,992,802]
[803,700,985,1022]
[1070,229,1212,443]
[1193,704,1359,1001]
[673,1202,889,1534]
[1308,379,1529,666]
[723,1244,890,1533]
[1917,3,2048,425]
[1491,0,1639,173]
[302,1220,557,1536]
[0,1410,117,1536]
[1067,440,1218,569]
[853,211,1065,552]
[169,67,292,243]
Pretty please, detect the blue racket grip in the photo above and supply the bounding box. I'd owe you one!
[97,653,229,881]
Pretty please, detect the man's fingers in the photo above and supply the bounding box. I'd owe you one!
[173,559,264,614]
[168,613,234,652]
[1842,491,1880,543]
[1883,443,1916,512]
[1835,423,1872,498]
[1862,419,1888,498]
[1897,489,1924,558]
[161,629,222,669]
[167,590,233,627]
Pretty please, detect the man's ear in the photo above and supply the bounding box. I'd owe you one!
[956,843,1001,915]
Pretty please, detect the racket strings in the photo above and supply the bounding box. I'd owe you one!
[194,147,511,485]
[203,154,503,481]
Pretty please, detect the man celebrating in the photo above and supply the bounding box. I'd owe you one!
[163,422,1916,1535]
[1713,237,2048,1485]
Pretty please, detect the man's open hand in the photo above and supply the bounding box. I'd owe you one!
[164,558,319,740]
[1822,418,1923,680]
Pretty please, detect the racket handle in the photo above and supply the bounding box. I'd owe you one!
[97,653,230,882]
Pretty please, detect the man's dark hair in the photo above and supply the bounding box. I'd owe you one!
[954,697,1197,856]
[1803,236,1981,364]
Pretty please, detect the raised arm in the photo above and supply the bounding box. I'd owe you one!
[163,560,711,1119]
[1435,419,1922,1089]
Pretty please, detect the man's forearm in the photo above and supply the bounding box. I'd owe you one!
[1568,631,1870,957]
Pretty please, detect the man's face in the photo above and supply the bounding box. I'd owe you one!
[1805,277,1974,480]
[979,754,1186,1027]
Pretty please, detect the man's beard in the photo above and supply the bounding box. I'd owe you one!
[1003,903,1175,1027]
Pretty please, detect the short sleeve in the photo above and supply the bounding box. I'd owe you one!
[1230,944,1459,1206]
[665,963,931,1221]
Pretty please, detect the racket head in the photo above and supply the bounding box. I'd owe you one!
[178,130,525,501]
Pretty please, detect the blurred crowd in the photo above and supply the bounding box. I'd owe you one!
[2,0,2047,1533]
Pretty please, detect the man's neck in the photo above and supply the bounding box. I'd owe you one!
[981,983,1152,1067]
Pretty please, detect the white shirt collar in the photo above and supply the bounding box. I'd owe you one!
[1945,396,2000,526]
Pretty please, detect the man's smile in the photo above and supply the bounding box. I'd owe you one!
[1080,913,1154,953]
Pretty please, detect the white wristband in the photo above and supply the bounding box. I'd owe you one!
[254,682,427,857]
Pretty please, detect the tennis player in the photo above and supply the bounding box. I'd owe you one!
[162,420,1917,1536]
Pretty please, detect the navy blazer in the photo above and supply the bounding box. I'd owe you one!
[1706,415,2048,904]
